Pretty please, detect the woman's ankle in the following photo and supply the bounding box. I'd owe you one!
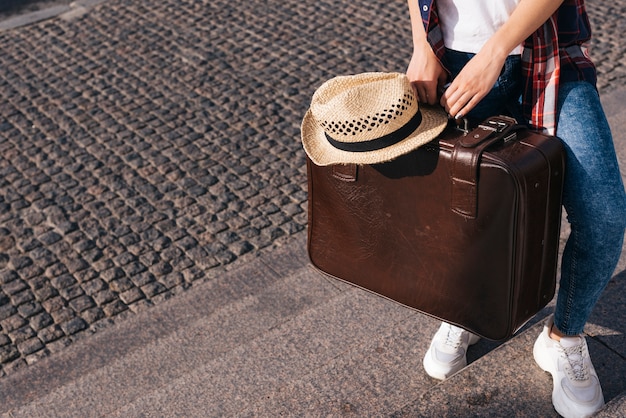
[549,323,566,341]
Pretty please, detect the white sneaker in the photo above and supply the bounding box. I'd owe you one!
[423,322,480,380]
[533,316,605,418]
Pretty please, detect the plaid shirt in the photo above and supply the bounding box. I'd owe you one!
[418,0,597,134]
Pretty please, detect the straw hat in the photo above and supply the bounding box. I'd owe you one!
[301,72,448,166]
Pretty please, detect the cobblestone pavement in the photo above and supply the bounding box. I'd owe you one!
[0,0,624,377]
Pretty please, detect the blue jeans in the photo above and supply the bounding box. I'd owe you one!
[553,82,626,335]
[443,49,626,336]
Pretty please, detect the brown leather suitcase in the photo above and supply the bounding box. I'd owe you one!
[306,116,566,340]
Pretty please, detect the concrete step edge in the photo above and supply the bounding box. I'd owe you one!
[105,295,555,416]
[5,280,417,417]
[105,290,431,417]
[0,234,312,413]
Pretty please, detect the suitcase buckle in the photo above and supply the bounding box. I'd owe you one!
[460,116,517,148]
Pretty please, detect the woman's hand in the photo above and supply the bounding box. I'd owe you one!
[406,0,448,105]
[406,42,448,105]
[440,50,506,119]
[431,0,566,119]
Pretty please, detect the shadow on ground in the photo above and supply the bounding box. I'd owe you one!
[0,0,71,19]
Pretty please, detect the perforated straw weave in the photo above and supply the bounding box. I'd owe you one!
[301,72,448,166]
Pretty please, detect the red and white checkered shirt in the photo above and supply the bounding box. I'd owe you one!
[417,0,597,135]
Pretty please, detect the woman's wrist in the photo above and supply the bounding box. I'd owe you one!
[480,38,513,65]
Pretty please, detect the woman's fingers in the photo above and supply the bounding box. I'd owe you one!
[440,53,503,118]
[442,87,481,119]
[413,81,438,105]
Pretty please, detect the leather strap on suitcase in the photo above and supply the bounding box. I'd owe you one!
[450,116,519,218]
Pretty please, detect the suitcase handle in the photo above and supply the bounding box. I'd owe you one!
[450,116,518,219]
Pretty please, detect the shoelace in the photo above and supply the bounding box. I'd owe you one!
[560,343,589,381]
[443,326,465,349]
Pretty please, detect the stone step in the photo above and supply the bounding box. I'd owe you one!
[3,268,355,417]
[0,235,433,416]
[0,271,437,415]
[3,232,625,417]
[0,238,317,415]
[0,232,509,416]
[392,317,626,417]
[106,285,423,416]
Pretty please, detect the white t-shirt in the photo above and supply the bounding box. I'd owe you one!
[437,0,522,54]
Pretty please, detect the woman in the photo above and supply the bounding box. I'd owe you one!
[407,1,626,417]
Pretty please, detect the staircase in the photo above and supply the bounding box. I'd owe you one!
[1,89,625,417]
[1,231,624,417]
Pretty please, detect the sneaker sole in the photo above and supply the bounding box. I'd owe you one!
[423,352,466,380]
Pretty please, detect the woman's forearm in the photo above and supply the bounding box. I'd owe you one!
[440,0,565,118]
[406,0,448,104]
[482,0,565,61]
[407,0,429,49]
